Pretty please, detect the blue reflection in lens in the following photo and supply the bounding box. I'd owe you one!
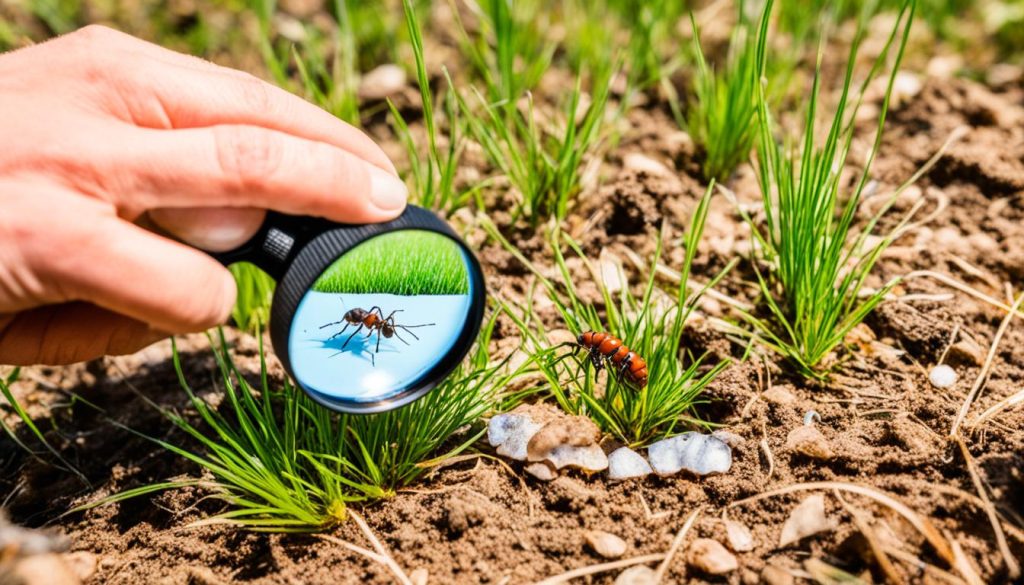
[288,245,474,404]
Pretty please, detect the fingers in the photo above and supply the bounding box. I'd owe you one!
[146,207,266,252]
[0,303,165,365]
[40,216,237,334]
[116,125,408,223]
[61,26,398,176]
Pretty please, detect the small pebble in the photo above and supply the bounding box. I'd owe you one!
[724,519,754,552]
[761,565,795,585]
[785,426,833,461]
[525,462,558,481]
[409,569,428,585]
[487,412,544,460]
[762,385,797,405]
[647,432,732,477]
[584,530,628,559]
[358,64,406,101]
[686,538,738,575]
[779,494,834,547]
[929,364,957,389]
[614,565,657,585]
[545,444,608,472]
[607,447,653,481]
[623,152,673,177]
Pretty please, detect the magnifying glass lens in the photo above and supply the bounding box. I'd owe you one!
[287,230,477,408]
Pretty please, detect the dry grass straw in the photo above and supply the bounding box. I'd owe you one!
[320,509,413,585]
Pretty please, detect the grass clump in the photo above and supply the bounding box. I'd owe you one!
[455,0,555,109]
[312,231,469,296]
[87,314,517,532]
[686,7,759,183]
[389,0,469,214]
[229,263,275,332]
[458,65,615,228]
[489,186,731,447]
[742,0,916,379]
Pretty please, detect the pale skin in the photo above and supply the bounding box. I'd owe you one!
[0,26,408,365]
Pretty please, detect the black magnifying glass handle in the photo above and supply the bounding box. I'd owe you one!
[208,211,335,281]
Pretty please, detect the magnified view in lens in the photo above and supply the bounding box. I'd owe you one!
[289,230,475,406]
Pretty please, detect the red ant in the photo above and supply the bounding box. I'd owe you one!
[320,306,435,366]
[558,330,648,388]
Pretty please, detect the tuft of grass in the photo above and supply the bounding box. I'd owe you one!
[487,185,732,447]
[389,0,470,214]
[612,0,686,92]
[454,0,555,109]
[78,314,519,532]
[312,231,469,296]
[230,263,275,332]
[685,6,759,183]
[457,64,616,228]
[741,0,916,379]
[0,367,87,482]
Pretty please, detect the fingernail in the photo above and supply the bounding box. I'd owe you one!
[368,164,408,212]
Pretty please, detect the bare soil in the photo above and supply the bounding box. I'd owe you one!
[3,12,1024,585]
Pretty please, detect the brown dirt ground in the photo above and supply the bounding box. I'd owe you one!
[3,9,1024,585]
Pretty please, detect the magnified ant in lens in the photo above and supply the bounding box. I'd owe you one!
[288,230,476,406]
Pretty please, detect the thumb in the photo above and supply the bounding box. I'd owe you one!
[147,207,266,252]
[45,217,237,333]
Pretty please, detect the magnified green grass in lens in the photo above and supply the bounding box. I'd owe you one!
[486,185,733,447]
[740,0,916,379]
[73,314,522,532]
[311,231,469,296]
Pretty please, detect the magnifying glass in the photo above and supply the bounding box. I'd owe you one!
[210,206,486,414]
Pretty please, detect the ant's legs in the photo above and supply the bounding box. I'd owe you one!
[391,330,411,345]
[395,325,429,341]
[341,324,364,349]
[327,323,352,341]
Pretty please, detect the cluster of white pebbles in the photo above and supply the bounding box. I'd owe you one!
[486,404,733,481]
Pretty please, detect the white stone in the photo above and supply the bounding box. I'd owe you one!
[410,568,429,585]
[487,413,544,461]
[779,494,834,547]
[647,432,732,477]
[607,447,653,481]
[585,530,628,559]
[724,520,754,552]
[686,538,738,575]
[929,364,957,389]
[525,462,558,481]
[358,64,406,101]
[614,565,657,585]
[623,152,673,177]
[546,444,608,472]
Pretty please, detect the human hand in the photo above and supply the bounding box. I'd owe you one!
[0,26,407,365]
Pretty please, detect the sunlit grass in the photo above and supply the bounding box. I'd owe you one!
[685,7,758,183]
[230,263,275,332]
[454,0,555,109]
[740,0,916,379]
[77,314,520,532]
[458,65,616,228]
[389,0,470,214]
